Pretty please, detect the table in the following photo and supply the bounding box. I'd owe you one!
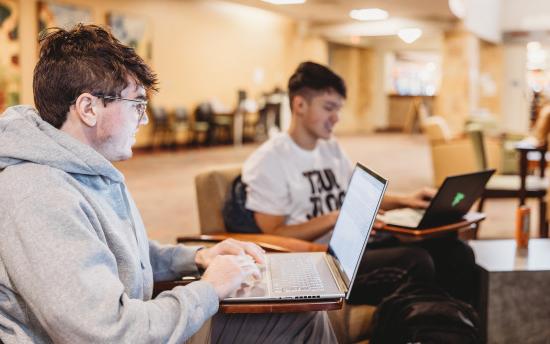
[469,239,550,343]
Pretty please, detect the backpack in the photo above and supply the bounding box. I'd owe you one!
[222,175,262,233]
[370,282,481,344]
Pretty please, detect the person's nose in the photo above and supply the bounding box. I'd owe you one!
[331,111,340,124]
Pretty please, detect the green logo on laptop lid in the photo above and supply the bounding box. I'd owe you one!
[452,192,465,207]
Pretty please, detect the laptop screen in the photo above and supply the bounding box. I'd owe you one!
[328,163,387,289]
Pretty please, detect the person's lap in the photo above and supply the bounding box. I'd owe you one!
[348,238,435,305]
[349,233,475,305]
[408,235,476,304]
[188,311,337,343]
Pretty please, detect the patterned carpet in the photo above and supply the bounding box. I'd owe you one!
[115,133,532,244]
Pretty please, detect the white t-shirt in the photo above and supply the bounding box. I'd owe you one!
[242,132,353,225]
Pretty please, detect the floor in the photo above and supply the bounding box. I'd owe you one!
[115,133,536,244]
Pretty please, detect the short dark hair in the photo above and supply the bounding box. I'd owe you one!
[287,61,346,104]
[33,24,158,129]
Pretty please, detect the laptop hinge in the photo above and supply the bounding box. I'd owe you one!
[325,254,348,294]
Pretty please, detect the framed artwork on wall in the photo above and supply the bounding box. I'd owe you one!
[0,0,20,112]
[107,12,152,61]
[37,1,92,36]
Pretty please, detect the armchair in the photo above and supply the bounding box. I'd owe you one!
[423,116,479,186]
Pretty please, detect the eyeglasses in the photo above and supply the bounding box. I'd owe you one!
[94,95,148,123]
[70,93,149,126]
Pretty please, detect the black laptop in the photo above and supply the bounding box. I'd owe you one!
[379,170,495,229]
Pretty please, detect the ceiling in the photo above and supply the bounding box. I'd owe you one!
[224,0,458,46]
[225,0,456,25]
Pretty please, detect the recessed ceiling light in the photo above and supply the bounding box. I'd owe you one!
[349,8,389,21]
[261,0,306,4]
[397,28,423,44]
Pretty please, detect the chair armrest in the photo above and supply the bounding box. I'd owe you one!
[177,233,327,253]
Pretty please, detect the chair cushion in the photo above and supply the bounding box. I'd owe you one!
[486,175,548,192]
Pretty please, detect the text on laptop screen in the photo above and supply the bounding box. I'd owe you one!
[329,165,386,284]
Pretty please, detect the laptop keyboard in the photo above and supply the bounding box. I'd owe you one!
[269,255,324,293]
[379,208,425,227]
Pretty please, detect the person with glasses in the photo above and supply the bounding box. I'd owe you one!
[0,25,336,343]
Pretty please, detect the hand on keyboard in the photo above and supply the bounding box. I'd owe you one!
[195,238,266,269]
[202,254,261,299]
[402,187,437,209]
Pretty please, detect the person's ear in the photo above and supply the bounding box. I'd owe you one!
[73,93,98,127]
[292,95,308,117]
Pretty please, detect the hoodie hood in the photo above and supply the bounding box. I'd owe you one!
[0,105,123,183]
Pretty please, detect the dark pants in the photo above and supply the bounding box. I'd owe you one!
[206,311,337,343]
[348,234,476,306]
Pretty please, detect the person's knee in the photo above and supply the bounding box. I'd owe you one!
[457,240,475,263]
[443,239,476,269]
[401,247,435,284]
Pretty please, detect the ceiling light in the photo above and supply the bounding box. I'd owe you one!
[398,28,422,44]
[349,8,389,21]
[448,0,466,19]
[261,0,306,4]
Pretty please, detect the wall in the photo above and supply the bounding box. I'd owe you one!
[435,26,479,133]
[15,0,328,145]
[501,44,530,134]
[479,40,503,119]
[329,44,376,134]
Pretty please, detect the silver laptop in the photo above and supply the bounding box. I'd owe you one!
[224,163,388,302]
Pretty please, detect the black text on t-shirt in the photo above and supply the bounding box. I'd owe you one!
[302,169,346,220]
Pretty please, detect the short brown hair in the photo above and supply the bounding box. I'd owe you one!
[288,61,346,104]
[33,24,158,128]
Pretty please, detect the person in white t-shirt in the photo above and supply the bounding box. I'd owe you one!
[242,61,476,305]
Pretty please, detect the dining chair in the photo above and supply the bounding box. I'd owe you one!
[470,129,548,237]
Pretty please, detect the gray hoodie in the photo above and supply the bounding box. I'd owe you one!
[0,106,219,343]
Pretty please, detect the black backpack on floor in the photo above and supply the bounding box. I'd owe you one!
[370,282,481,344]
